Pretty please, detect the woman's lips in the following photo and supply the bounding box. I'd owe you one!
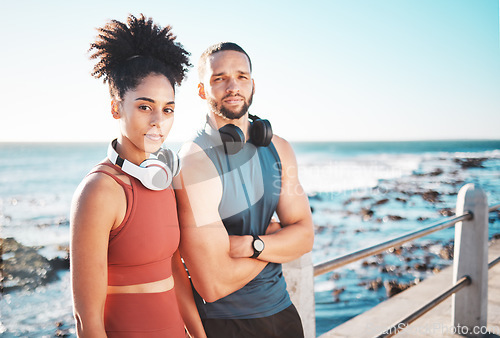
[145,133,162,141]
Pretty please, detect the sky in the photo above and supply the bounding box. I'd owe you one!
[0,0,499,143]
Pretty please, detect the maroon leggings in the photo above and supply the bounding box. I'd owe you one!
[104,289,184,337]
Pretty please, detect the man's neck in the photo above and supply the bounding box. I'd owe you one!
[208,112,251,141]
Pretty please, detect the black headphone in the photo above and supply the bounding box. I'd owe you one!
[107,139,180,191]
[217,114,273,155]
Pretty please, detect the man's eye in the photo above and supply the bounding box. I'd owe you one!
[139,105,151,111]
[164,108,174,114]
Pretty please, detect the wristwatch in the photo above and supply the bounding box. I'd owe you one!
[251,235,265,258]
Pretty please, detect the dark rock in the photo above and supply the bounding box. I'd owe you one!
[332,287,345,302]
[429,168,444,176]
[421,190,441,203]
[387,246,403,255]
[55,322,71,337]
[366,278,383,291]
[395,197,408,203]
[1,237,66,292]
[380,265,397,274]
[50,256,70,270]
[360,208,374,221]
[383,280,414,298]
[417,216,429,222]
[374,198,389,206]
[413,263,431,271]
[329,272,341,280]
[383,215,406,222]
[439,244,454,260]
[439,208,454,217]
[454,158,487,169]
[332,287,345,297]
[361,260,378,267]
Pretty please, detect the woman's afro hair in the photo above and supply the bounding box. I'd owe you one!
[89,14,191,99]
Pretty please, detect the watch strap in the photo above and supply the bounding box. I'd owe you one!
[250,235,264,258]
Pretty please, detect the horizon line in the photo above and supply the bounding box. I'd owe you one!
[1,138,500,144]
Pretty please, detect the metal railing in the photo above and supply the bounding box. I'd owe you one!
[312,184,500,337]
[315,203,500,277]
[313,213,471,277]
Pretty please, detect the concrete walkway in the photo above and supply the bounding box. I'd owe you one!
[320,239,500,337]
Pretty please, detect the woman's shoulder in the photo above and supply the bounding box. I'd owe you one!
[91,162,132,185]
[74,163,128,205]
[71,162,128,231]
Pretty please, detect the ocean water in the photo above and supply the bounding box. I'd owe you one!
[1,140,499,337]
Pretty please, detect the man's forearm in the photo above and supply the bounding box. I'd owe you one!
[229,220,313,263]
[179,230,269,302]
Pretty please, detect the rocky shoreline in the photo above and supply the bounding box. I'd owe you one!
[311,154,500,304]
[1,237,69,293]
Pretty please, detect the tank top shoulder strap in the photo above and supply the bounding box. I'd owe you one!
[267,141,282,174]
[86,162,132,190]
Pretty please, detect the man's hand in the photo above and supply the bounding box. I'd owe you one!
[265,218,282,235]
[228,235,253,258]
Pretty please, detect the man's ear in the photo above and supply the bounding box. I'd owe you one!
[252,79,255,95]
[198,83,206,100]
[111,99,120,119]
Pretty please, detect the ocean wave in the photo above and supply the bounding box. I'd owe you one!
[298,154,423,193]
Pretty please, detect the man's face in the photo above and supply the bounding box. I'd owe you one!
[201,50,254,120]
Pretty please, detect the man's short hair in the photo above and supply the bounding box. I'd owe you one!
[198,42,252,80]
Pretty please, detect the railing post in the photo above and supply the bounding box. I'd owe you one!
[282,252,316,338]
[452,183,488,335]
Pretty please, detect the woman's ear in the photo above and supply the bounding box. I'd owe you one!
[198,83,206,100]
[111,99,120,119]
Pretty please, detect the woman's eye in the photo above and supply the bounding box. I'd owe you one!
[164,108,174,114]
[139,105,151,111]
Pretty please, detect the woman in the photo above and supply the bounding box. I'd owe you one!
[70,14,205,337]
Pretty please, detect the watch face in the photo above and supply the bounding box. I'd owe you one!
[253,239,265,252]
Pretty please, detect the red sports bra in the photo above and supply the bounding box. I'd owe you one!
[88,163,180,286]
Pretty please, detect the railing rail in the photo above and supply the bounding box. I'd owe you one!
[376,255,500,338]
[489,203,500,213]
[313,213,472,277]
[376,275,472,338]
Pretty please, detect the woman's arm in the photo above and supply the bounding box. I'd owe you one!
[172,250,207,338]
[70,173,125,337]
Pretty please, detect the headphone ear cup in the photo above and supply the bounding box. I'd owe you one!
[250,118,273,147]
[139,159,173,190]
[156,149,180,177]
[218,124,245,155]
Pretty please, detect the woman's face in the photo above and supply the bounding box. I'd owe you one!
[115,74,175,158]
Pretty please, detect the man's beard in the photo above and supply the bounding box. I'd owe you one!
[208,92,254,120]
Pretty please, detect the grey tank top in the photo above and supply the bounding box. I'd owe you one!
[191,122,292,319]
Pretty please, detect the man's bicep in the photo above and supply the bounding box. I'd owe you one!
[274,138,311,226]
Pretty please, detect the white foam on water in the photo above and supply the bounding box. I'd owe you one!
[297,153,423,193]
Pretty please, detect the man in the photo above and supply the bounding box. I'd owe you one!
[174,42,314,338]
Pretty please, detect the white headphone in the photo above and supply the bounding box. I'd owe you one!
[107,139,180,191]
